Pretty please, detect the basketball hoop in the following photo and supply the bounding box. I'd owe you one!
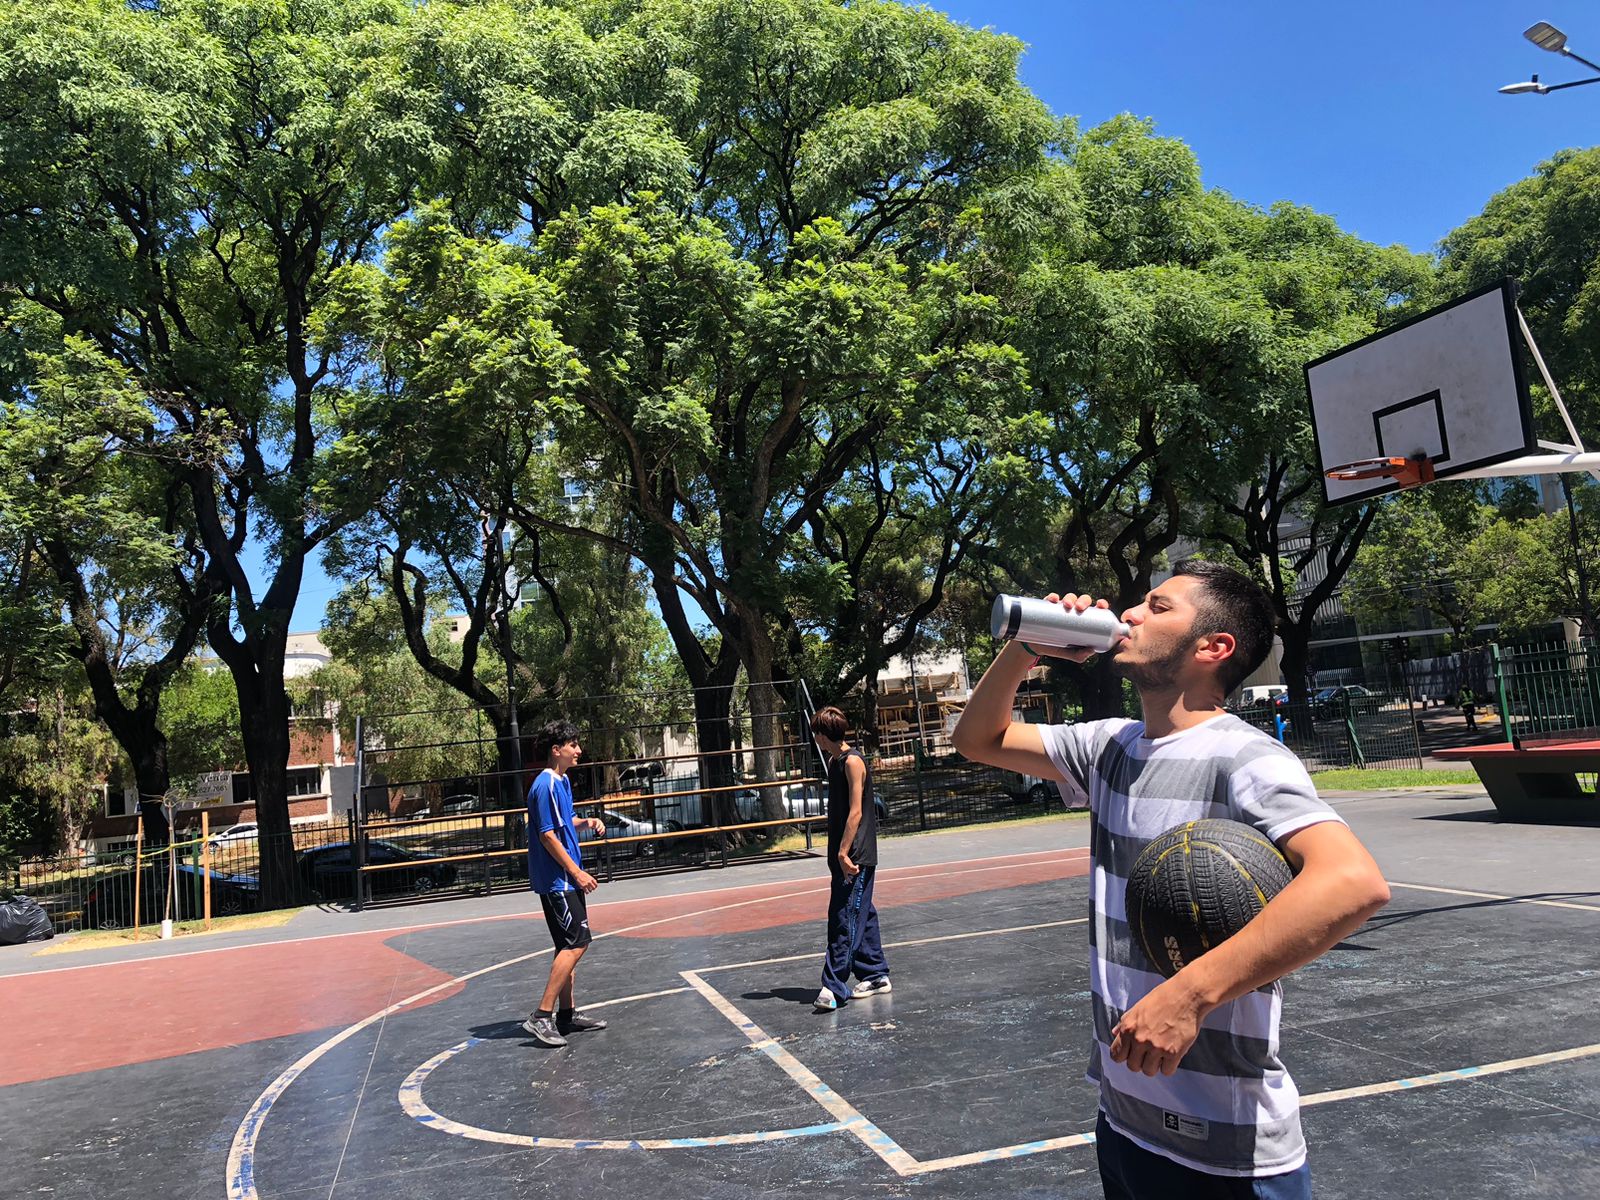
[1324,455,1436,489]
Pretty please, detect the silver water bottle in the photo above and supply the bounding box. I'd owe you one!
[990,594,1131,653]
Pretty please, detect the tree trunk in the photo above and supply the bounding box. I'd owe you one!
[237,674,298,906]
[1077,656,1128,721]
[640,542,743,827]
[859,666,881,754]
[1278,624,1317,739]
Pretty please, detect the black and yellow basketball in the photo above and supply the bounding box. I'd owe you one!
[1125,819,1293,979]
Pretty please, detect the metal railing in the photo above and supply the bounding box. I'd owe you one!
[1493,638,1600,747]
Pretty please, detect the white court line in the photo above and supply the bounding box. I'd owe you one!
[392,923,1088,1155]
[13,846,1087,980]
[1386,880,1600,913]
[680,968,924,1175]
[227,851,1089,1199]
[1301,1041,1600,1106]
[235,853,1600,1194]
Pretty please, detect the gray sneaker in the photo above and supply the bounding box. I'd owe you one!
[521,1014,567,1047]
[558,1011,608,1034]
[850,977,892,998]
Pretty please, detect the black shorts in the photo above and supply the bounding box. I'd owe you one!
[540,889,593,951]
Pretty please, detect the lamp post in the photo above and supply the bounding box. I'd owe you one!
[1500,22,1600,94]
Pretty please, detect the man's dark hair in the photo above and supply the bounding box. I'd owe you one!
[1171,559,1277,696]
[531,719,581,766]
[810,705,850,741]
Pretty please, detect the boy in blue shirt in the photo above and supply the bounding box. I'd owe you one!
[522,720,609,1048]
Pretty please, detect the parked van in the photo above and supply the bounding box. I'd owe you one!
[1238,684,1287,706]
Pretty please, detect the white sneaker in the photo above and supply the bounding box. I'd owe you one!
[850,977,892,998]
[814,988,839,1011]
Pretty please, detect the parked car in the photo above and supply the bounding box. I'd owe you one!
[1311,684,1378,716]
[206,822,258,847]
[83,862,260,929]
[575,809,664,859]
[298,840,459,901]
[618,761,666,788]
[734,784,887,823]
[1000,770,1060,806]
[439,794,479,816]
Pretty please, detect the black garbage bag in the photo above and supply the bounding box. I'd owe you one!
[0,895,55,944]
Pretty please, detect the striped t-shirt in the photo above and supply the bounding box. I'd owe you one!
[1041,712,1343,1176]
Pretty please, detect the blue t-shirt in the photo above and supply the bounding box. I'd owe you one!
[527,769,582,894]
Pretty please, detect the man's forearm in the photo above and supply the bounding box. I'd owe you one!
[838,811,861,856]
[539,829,585,882]
[1175,866,1388,1013]
[951,641,1036,758]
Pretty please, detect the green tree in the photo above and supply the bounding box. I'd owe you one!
[315,205,686,804]
[159,663,245,792]
[1342,494,1492,647]
[324,0,1054,812]
[1437,146,1600,634]
[993,122,1428,716]
[1,339,224,833]
[1192,201,1431,710]
[0,684,122,857]
[0,0,436,901]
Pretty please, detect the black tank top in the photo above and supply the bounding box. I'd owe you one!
[825,747,877,867]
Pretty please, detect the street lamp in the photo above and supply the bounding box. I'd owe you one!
[1526,21,1567,53]
[1501,21,1600,94]
[1499,77,1548,95]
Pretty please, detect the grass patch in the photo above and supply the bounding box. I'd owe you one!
[36,907,303,955]
[1311,768,1482,790]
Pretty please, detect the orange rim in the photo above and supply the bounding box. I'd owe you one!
[1325,456,1435,486]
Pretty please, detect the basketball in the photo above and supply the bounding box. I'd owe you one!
[1125,819,1294,979]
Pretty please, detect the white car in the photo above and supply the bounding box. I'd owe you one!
[575,809,664,858]
[206,822,259,846]
[735,785,888,822]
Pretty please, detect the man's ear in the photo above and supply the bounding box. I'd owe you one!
[1195,632,1237,665]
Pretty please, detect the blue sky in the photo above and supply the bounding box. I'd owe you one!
[263,0,1600,631]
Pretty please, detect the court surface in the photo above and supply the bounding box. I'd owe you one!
[5,788,1600,1200]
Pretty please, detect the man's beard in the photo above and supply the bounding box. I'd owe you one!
[1112,642,1190,691]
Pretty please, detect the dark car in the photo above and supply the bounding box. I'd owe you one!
[82,862,260,930]
[1311,684,1377,716]
[299,840,459,901]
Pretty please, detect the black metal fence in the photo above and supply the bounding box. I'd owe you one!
[3,817,352,935]
[1493,638,1600,747]
[343,682,1074,909]
[8,675,1458,937]
[1233,693,1424,771]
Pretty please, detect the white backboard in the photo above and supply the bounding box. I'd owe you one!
[1306,280,1535,506]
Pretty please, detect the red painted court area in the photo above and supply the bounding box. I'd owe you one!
[0,848,1088,1088]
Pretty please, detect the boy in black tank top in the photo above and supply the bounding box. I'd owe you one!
[809,705,891,1011]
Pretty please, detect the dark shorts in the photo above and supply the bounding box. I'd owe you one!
[539,889,593,951]
[1095,1112,1312,1199]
